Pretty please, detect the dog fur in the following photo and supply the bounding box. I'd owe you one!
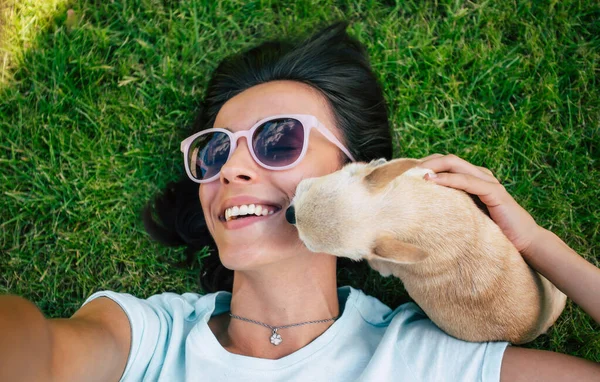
[290,158,567,344]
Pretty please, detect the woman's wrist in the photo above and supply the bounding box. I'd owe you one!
[519,225,548,262]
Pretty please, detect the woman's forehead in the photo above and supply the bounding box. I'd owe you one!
[214,81,333,130]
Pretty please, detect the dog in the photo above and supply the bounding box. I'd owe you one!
[287,158,567,344]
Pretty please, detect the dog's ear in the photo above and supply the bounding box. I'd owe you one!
[364,158,420,192]
[371,233,429,264]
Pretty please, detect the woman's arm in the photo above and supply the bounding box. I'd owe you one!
[500,347,600,381]
[0,295,130,382]
[522,227,600,324]
[0,295,53,381]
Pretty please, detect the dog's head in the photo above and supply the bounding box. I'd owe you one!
[288,158,431,263]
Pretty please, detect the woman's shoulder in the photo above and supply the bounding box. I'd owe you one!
[346,286,425,327]
[82,289,223,324]
[348,287,508,352]
[347,287,508,381]
[350,287,498,344]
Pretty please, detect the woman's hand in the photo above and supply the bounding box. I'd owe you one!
[419,154,542,254]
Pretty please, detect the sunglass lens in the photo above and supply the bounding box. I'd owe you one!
[188,131,230,181]
[252,118,304,167]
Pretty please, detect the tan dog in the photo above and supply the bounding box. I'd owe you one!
[288,158,566,344]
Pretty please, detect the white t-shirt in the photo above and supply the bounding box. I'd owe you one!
[83,286,509,381]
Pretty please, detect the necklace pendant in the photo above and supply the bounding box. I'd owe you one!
[270,328,282,346]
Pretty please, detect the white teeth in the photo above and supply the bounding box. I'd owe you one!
[224,203,277,222]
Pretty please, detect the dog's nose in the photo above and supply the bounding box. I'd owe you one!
[285,205,296,225]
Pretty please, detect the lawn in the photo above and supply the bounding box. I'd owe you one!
[1,0,599,362]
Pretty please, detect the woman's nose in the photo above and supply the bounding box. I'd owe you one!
[219,138,259,184]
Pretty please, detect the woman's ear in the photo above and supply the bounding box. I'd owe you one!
[371,233,429,264]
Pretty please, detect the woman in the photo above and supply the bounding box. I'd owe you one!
[1,22,599,381]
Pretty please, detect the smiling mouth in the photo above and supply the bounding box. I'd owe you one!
[218,206,283,222]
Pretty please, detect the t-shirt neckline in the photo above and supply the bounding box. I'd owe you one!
[188,286,359,370]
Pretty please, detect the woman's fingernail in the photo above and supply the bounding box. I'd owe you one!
[425,173,438,180]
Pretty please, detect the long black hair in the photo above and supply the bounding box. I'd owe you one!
[143,22,393,293]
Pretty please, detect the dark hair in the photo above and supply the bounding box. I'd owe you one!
[143,22,393,293]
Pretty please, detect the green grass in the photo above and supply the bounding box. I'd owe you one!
[1,0,599,361]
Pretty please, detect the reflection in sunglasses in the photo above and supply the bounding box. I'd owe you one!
[261,121,297,148]
[202,134,228,162]
[193,133,230,178]
[190,147,201,178]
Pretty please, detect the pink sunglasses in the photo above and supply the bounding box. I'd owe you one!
[180,114,356,183]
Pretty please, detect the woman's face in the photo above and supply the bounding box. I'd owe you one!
[199,80,346,270]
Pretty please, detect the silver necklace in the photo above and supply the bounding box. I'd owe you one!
[229,313,339,346]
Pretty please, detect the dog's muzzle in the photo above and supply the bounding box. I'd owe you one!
[285,205,296,225]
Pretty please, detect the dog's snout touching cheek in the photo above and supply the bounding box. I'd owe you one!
[285,205,296,225]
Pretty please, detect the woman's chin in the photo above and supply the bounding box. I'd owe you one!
[217,249,284,271]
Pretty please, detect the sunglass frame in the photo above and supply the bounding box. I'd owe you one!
[180,114,356,184]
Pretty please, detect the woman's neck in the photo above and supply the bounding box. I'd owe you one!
[209,253,339,359]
